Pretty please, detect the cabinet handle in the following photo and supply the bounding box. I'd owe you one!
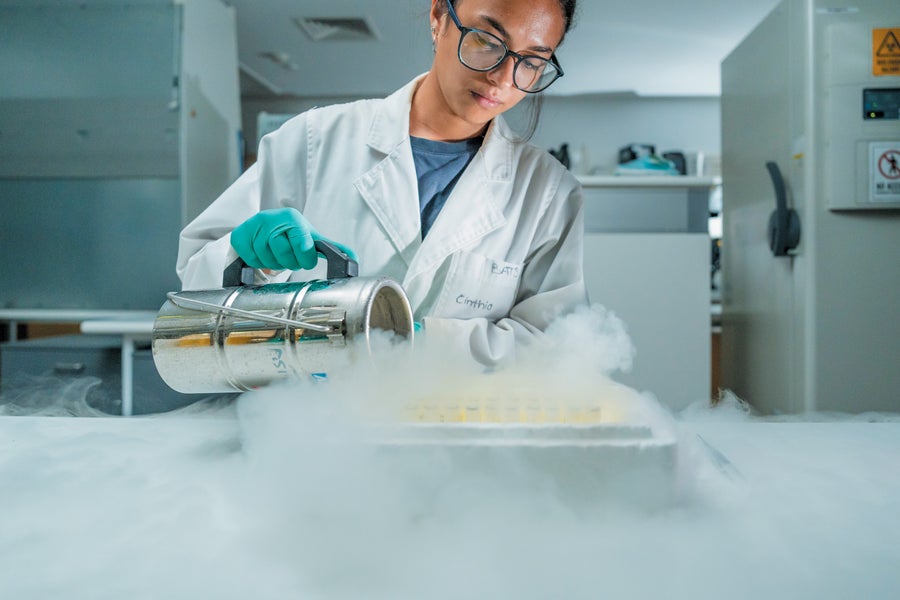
[53,362,86,375]
[765,161,801,257]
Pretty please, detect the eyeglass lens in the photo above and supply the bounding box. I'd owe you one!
[459,29,560,92]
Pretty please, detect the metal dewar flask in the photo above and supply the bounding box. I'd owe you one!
[152,241,414,393]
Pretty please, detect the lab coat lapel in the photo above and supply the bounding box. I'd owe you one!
[354,79,423,266]
[355,145,421,267]
[403,117,513,291]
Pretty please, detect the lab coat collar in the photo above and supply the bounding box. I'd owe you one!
[366,74,424,155]
[366,73,516,183]
[477,115,516,183]
[402,96,517,289]
[356,74,516,296]
[355,76,424,268]
[403,143,508,289]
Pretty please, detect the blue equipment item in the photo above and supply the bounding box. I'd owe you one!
[615,154,680,176]
[230,207,358,271]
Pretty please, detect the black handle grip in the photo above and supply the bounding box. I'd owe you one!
[54,362,86,375]
[314,239,358,279]
[223,239,358,287]
[222,258,255,287]
[765,161,801,257]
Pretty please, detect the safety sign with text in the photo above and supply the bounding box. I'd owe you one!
[871,142,900,203]
[873,28,900,76]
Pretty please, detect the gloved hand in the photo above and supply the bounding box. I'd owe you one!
[230,207,357,271]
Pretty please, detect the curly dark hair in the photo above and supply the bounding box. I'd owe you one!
[438,0,578,38]
[557,0,578,35]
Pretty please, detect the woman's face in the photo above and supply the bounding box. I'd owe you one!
[430,0,566,131]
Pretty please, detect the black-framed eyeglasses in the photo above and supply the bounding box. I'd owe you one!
[445,0,564,93]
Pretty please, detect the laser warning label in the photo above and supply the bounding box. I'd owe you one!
[871,142,900,204]
[873,28,900,76]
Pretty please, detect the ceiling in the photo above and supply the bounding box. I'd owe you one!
[228,0,781,99]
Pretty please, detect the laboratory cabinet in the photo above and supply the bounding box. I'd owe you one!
[1,335,123,415]
[0,335,211,415]
[0,0,242,312]
[579,176,717,411]
[720,0,900,413]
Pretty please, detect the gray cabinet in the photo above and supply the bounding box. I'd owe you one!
[579,176,716,410]
[1,335,219,415]
[1,336,123,414]
[0,0,242,311]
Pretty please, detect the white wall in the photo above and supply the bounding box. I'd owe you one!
[241,93,722,173]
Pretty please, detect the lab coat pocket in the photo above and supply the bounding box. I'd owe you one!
[434,251,523,320]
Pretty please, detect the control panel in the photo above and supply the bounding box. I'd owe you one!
[823,24,900,210]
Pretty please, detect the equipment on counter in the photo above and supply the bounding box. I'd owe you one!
[548,143,571,169]
[152,240,414,393]
[616,143,680,176]
[615,155,680,176]
[618,143,656,164]
[662,151,687,175]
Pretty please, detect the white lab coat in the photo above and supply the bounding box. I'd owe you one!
[177,75,587,367]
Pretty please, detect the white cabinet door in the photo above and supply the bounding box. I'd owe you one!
[584,233,710,410]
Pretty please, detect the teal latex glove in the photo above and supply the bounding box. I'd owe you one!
[414,321,423,333]
[230,207,357,271]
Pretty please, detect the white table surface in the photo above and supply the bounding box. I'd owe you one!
[0,309,157,323]
[578,175,721,188]
[0,408,897,599]
[80,318,155,336]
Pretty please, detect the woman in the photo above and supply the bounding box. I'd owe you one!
[177,0,585,367]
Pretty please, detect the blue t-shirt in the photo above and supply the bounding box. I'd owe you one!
[410,135,481,238]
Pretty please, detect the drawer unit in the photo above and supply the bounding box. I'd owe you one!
[0,335,228,415]
[1,335,122,414]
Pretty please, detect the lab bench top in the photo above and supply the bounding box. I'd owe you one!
[577,175,721,188]
[0,415,896,598]
[80,319,155,337]
[0,309,157,323]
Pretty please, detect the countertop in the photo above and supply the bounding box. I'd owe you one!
[577,175,721,188]
[0,407,897,599]
[0,309,157,323]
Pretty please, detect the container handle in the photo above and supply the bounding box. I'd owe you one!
[315,239,359,279]
[222,239,358,288]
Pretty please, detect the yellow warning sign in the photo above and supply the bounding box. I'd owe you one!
[873,28,900,76]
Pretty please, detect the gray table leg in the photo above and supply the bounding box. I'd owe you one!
[121,335,134,417]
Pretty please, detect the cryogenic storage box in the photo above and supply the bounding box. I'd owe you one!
[367,387,680,510]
